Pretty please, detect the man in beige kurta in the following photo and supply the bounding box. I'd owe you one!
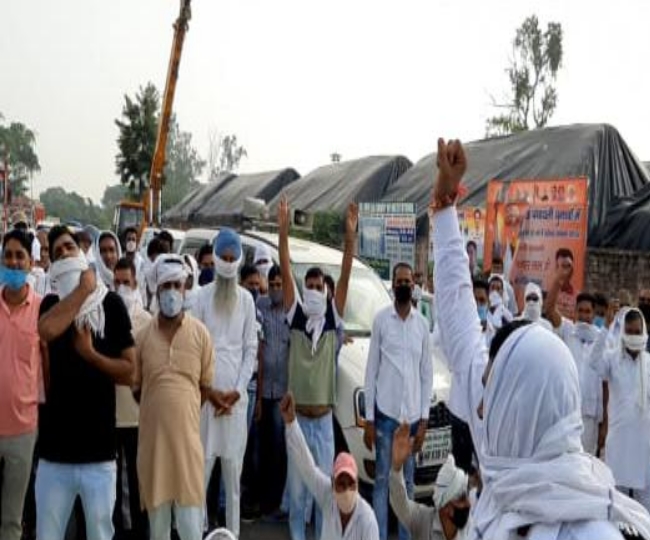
[133,254,215,540]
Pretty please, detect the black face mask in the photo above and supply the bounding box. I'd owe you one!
[451,506,470,529]
[394,285,412,304]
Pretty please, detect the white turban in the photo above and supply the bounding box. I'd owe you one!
[253,244,272,265]
[433,455,468,509]
[469,324,650,540]
[151,254,188,288]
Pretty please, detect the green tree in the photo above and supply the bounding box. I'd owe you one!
[40,186,109,229]
[207,131,248,181]
[486,15,563,137]
[0,115,41,197]
[162,116,206,212]
[115,83,159,196]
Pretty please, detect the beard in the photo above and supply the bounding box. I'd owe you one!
[213,274,239,316]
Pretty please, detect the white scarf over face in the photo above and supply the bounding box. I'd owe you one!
[618,307,649,412]
[49,253,109,338]
[470,324,650,540]
[93,231,122,289]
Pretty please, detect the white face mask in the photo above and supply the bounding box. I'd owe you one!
[117,284,137,309]
[256,262,272,278]
[574,321,597,343]
[53,271,82,299]
[159,289,184,318]
[334,489,358,515]
[303,288,327,318]
[489,290,503,308]
[524,301,542,322]
[126,240,137,253]
[215,257,240,279]
[622,333,647,352]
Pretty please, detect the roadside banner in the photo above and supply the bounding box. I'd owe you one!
[359,202,416,280]
[483,177,589,316]
[428,206,486,276]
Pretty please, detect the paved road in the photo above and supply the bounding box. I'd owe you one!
[239,517,400,539]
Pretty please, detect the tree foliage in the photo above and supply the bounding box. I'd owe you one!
[207,131,247,181]
[486,15,563,137]
[162,117,205,212]
[0,114,40,197]
[40,187,109,229]
[115,83,159,196]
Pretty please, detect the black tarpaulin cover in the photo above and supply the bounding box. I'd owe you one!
[164,172,235,224]
[598,181,650,251]
[270,155,412,213]
[164,169,300,225]
[381,124,648,247]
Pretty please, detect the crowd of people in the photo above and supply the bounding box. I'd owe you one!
[2,138,650,540]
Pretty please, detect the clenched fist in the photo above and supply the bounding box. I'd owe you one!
[431,138,467,209]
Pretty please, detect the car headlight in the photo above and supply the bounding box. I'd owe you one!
[354,388,366,428]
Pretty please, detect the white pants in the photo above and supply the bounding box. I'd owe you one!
[149,503,202,540]
[204,456,243,537]
[581,416,598,456]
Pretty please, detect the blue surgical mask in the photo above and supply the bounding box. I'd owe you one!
[198,267,215,287]
[0,266,29,291]
[594,316,606,329]
[159,289,184,319]
[477,304,488,323]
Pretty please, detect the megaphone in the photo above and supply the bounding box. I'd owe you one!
[243,197,270,221]
[292,208,314,231]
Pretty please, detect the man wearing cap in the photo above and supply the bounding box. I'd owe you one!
[390,425,470,540]
[280,392,379,540]
[134,254,215,540]
[193,228,258,537]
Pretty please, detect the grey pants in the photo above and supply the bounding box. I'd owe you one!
[0,431,37,540]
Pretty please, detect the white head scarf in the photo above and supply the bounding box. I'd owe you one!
[254,244,273,277]
[204,529,236,540]
[433,455,468,509]
[470,324,650,540]
[93,231,122,289]
[49,252,109,338]
[522,282,543,322]
[151,254,188,288]
[618,307,649,412]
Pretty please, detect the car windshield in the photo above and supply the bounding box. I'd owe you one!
[292,263,391,336]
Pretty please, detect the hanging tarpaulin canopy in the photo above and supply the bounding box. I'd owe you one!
[381,124,648,247]
[270,155,412,213]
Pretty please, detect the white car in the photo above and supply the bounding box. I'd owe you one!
[138,227,186,256]
[182,227,452,498]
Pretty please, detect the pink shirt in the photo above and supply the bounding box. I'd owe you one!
[0,285,42,436]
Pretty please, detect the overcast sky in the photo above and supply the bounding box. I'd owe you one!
[1,0,649,204]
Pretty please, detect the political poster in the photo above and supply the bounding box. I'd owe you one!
[483,177,589,317]
[359,202,416,280]
[428,206,486,277]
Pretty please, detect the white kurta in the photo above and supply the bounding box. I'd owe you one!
[193,283,258,459]
[591,337,650,490]
[286,420,379,540]
[432,206,646,540]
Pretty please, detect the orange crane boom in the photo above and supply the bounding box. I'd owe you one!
[148,0,192,226]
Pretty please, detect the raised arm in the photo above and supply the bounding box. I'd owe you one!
[278,196,296,312]
[281,393,331,508]
[544,262,573,329]
[39,269,96,342]
[335,203,358,317]
[432,139,487,434]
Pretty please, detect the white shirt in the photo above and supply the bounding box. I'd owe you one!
[556,319,604,421]
[364,304,433,424]
[286,421,379,540]
[193,282,258,459]
[591,338,650,490]
[433,207,625,540]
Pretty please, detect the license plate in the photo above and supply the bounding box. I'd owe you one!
[416,426,451,468]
